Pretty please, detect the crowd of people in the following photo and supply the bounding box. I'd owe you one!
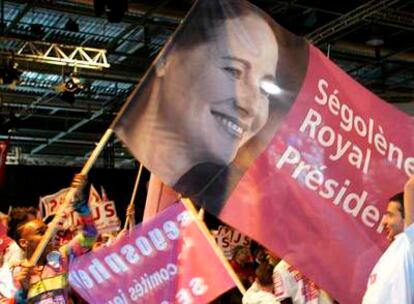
[0,173,413,304]
[211,242,335,304]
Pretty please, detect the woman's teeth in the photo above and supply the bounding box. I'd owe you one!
[216,115,244,138]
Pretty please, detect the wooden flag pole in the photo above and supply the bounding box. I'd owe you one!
[198,208,205,220]
[124,163,143,230]
[29,129,114,266]
[181,198,246,295]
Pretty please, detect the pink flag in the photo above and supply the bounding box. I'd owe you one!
[217,45,413,302]
[112,0,413,302]
[143,174,180,221]
[69,201,235,303]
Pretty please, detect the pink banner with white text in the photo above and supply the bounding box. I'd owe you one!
[69,201,235,304]
[219,45,414,303]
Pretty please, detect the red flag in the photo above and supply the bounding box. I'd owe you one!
[69,201,235,303]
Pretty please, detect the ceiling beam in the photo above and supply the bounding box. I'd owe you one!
[306,0,401,45]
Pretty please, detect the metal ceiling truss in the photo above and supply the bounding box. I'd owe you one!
[371,9,414,30]
[12,40,110,69]
[0,140,132,168]
[306,0,402,45]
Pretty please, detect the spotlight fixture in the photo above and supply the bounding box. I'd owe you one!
[58,72,84,104]
[0,61,21,86]
[64,73,83,94]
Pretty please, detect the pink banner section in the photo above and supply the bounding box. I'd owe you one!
[220,45,414,303]
[69,201,235,304]
[143,174,180,221]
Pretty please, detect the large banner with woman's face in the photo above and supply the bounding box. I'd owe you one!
[114,0,414,303]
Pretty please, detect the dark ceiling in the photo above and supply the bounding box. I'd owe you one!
[0,0,413,168]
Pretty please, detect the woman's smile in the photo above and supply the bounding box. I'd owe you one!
[211,110,247,139]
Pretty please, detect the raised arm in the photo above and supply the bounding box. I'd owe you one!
[404,176,414,228]
[60,174,97,259]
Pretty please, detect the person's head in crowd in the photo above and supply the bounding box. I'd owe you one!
[255,262,274,289]
[382,192,405,242]
[8,207,38,241]
[14,219,58,264]
[252,245,267,265]
[232,245,251,266]
[266,250,281,267]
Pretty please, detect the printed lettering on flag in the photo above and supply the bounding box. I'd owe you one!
[39,187,70,220]
[218,45,414,303]
[113,0,413,302]
[40,186,120,234]
[213,225,251,259]
[69,201,235,304]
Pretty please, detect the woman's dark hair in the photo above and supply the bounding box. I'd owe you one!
[232,245,250,260]
[255,262,274,286]
[171,0,254,51]
[389,192,404,218]
[8,206,38,241]
[171,0,308,95]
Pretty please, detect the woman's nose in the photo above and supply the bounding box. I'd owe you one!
[234,75,261,118]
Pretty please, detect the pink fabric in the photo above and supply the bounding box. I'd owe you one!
[143,174,180,221]
[219,45,414,303]
[69,202,235,303]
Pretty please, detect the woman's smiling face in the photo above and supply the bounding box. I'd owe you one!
[158,13,279,166]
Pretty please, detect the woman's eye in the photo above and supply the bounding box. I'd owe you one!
[222,67,242,79]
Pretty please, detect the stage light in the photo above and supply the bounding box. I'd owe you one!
[0,62,21,86]
[261,79,282,95]
[58,72,84,104]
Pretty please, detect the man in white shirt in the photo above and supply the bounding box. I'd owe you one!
[243,262,280,304]
[272,260,333,304]
[362,178,414,303]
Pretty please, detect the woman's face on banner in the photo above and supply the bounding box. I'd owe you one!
[159,13,279,167]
